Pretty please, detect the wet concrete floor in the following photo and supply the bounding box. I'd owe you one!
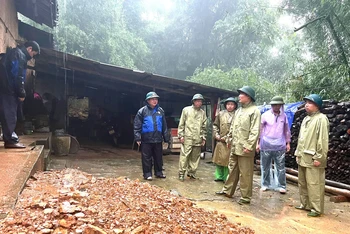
[48,143,350,234]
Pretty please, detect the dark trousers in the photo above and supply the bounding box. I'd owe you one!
[0,93,19,144]
[141,142,163,178]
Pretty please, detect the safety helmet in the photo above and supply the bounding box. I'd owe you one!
[303,94,323,109]
[269,96,285,105]
[237,86,256,102]
[224,97,238,107]
[145,91,160,100]
[192,93,204,102]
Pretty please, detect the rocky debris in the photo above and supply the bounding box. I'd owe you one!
[0,169,254,234]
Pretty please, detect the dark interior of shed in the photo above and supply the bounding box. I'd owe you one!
[30,70,211,148]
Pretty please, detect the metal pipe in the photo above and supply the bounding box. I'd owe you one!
[286,174,350,198]
[286,167,350,191]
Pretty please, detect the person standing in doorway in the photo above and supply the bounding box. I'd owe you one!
[294,94,329,217]
[256,96,291,194]
[0,41,40,148]
[134,92,169,181]
[212,97,237,182]
[216,86,261,205]
[178,94,207,181]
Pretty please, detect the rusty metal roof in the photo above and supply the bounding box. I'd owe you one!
[15,0,57,28]
[35,48,237,99]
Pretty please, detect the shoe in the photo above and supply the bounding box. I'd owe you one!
[307,211,321,217]
[4,143,26,149]
[145,176,153,181]
[214,179,224,182]
[188,174,197,180]
[294,205,311,211]
[260,187,268,191]
[179,175,184,182]
[237,199,250,205]
[156,175,166,179]
[215,191,226,195]
[279,188,286,194]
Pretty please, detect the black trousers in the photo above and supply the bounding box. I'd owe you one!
[0,93,19,144]
[141,142,163,178]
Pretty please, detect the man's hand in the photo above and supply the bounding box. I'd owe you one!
[201,140,206,146]
[313,160,321,167]
[286,142,291,152]
[19,97,25,102]
[256,144,260,153]
[136,141,141,146]
[215,135,221,141]
[243,148,252,154]
[180,137,184,144]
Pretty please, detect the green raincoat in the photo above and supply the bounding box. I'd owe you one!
[177,105,207,145]
[178,105,207,177]
[223,102,261,201]
[212,110,234,166]
[295,111,329,168]
[295,111,329,214]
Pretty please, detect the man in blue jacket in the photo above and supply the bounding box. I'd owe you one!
[134,92,169,180]
[0,41,40,148]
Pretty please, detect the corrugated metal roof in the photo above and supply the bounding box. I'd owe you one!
[35,48,237,99]
[15,0,57,28]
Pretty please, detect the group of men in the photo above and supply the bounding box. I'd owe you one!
[134,86,329,218]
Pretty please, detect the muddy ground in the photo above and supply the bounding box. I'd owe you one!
[48,143,350,234]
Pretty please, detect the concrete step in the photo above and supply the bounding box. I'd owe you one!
[0,133,51,218]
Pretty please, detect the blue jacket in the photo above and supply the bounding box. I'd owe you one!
[134,104,169,143]
[0,46,31,98]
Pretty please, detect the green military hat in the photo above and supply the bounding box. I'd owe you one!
[192,93,204,102]
[304,94,323,109]
[237,86,256,102]
[269,96,285,105]
[224,97,238,106]
[145,91,160,100]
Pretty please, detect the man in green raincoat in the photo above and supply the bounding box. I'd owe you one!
[295,94,329,217]
[178,94,207,181]
[212,97,237,182]
[216,86,261,205]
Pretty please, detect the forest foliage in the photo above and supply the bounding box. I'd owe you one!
[53,0,350,103]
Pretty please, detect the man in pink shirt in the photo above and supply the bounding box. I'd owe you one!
[256,96,291,194]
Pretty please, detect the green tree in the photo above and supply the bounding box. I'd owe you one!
[284,0,350,100]
[54,0,152,70]
[188,66,275,104]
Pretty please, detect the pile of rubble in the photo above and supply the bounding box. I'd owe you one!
[0,169,254,234]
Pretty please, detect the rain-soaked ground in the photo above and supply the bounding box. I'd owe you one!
[48,143,350,234]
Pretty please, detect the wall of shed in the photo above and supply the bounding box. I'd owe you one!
[0,0,18,53]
